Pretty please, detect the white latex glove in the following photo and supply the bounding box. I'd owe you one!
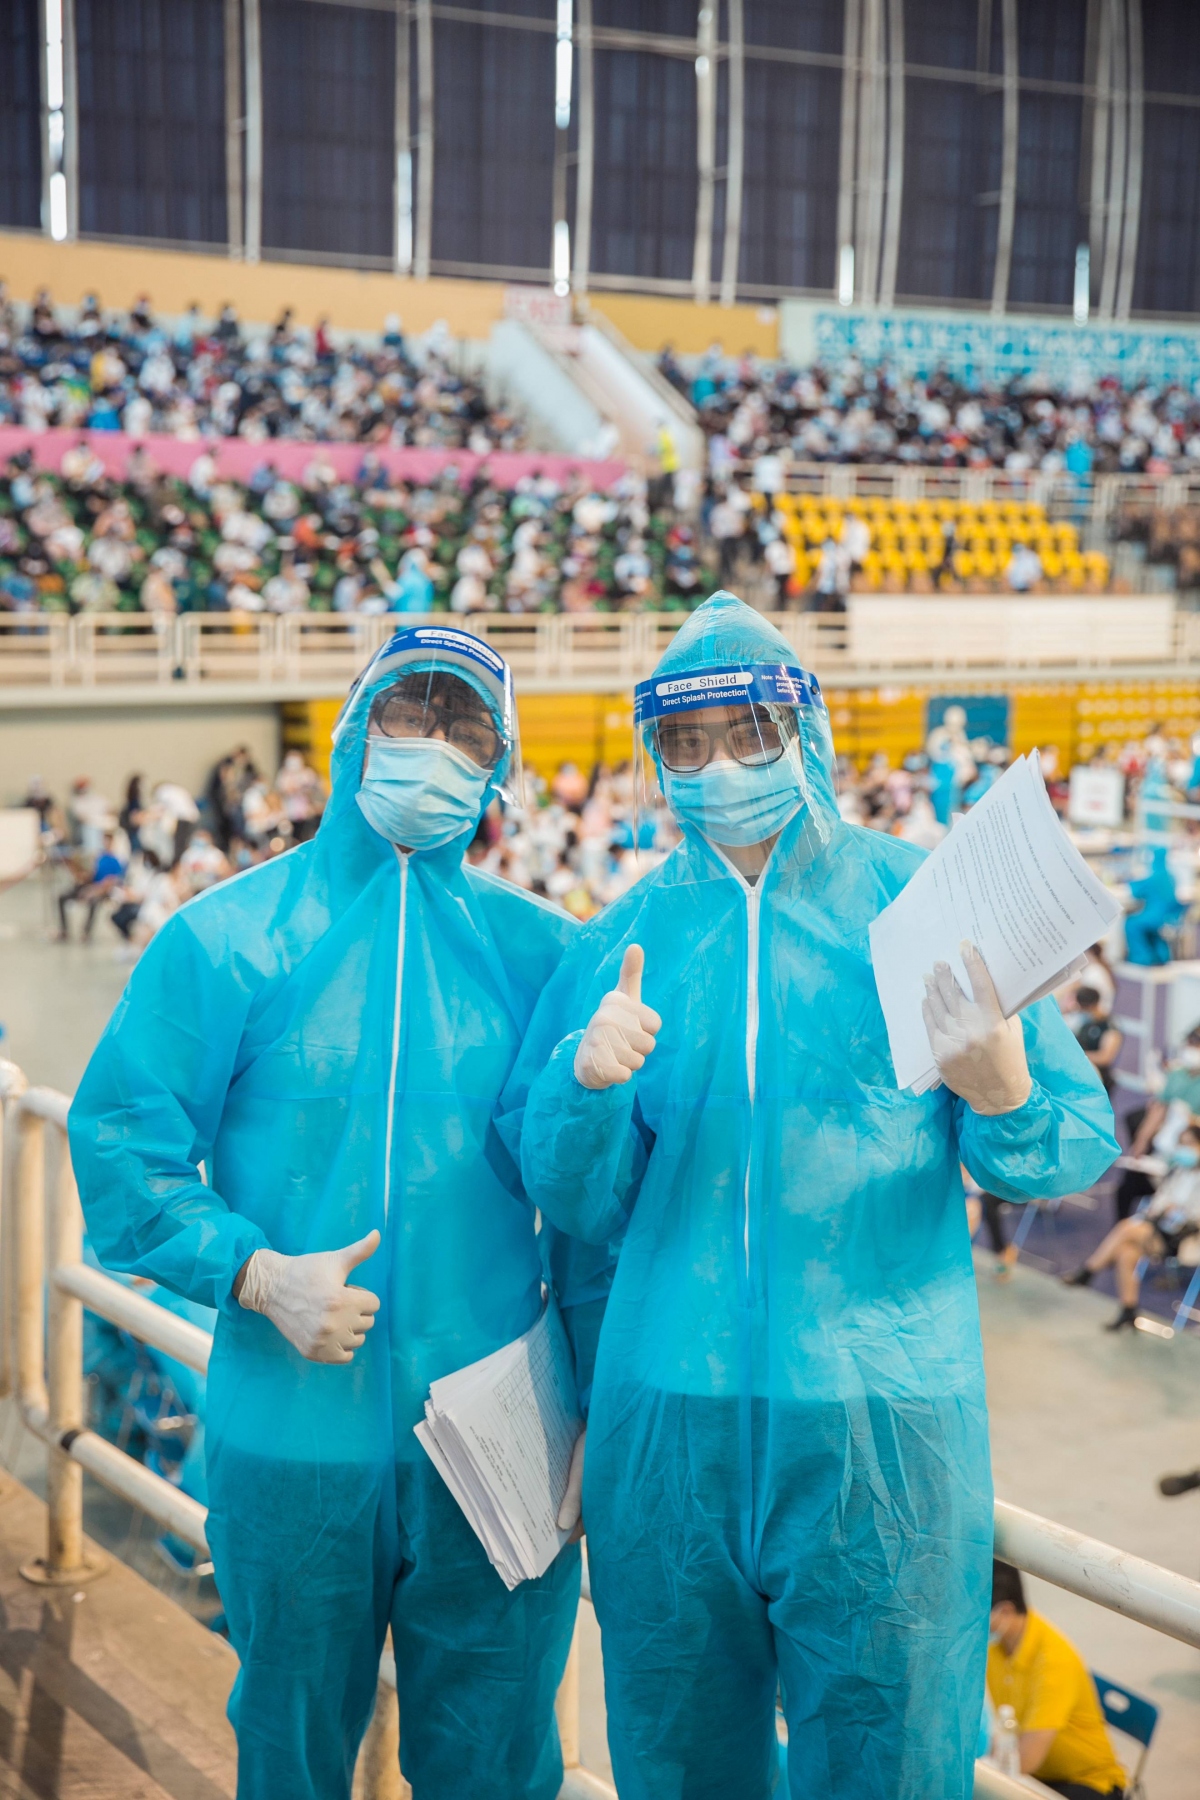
[238,1229,381,1363]
[921,941,1032,1116]
[574,944,661,1090]
[557,1426,586,1541]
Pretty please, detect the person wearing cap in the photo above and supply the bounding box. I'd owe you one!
[70,626,582,1800]
[501,592,1117,1800]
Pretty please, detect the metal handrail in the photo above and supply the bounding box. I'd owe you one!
[0,600,1192,699]
[2,1056,1198,1797]
[732,461,1200,518]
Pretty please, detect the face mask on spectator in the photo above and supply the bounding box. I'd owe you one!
[1172,1145,1199,1168]
[1181,1046,1200,1070]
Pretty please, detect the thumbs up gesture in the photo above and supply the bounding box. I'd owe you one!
[237,1229,382,1363]
[574,944,662,1091]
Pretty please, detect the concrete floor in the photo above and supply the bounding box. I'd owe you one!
[2,872,1198,1796]
[979,1263,1200,1799]
[0,1474,237,1800]
[0,872,129,1094]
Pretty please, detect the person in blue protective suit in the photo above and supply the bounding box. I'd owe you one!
[69,624,581,1800]
[1125,846,1184,965]
[499,592,1118,1800]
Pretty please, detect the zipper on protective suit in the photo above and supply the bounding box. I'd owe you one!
[712,847,768,1297]
[383,848,409,1223]
[743,881,761,1287]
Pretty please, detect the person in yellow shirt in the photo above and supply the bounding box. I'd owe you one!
[988,1562,1126,1799]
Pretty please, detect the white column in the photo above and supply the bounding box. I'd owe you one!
[1088,0,1113,318]
[1098,0,1125,319]
[878,0,905,310]
[394,1,412,275]
[243,0,262,263]
[413,0,434,280]
[856,0,885,307]
[718,0,744,308]
[1115,0,1143,320]
[224,0,244,257]
[692,2,718,304]
[572,0,594,295]
[990,0,1019,314]
[61,0,78,239]
[836,0,862,299]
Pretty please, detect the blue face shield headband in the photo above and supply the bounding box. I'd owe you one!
[334,624,521,805]
[634,662,822,850]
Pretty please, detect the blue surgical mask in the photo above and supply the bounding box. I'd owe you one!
[1172,1146,1199,1169]
[357,736,491,851]
[987,1628,1003,1647]
[665,740,805,848]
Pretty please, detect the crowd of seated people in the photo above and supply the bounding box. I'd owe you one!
[0,286,522,451]
[658,343,1200,477]
[0,447,702,617]
[1115,498,1200,590]
[28,746,329,954]
[700,484,1111,602]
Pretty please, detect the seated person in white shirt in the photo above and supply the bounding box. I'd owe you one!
[1064,1125,1200,1329]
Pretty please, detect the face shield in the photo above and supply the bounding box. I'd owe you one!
[330,625,523,852]
[333,624,522,805]
[633,662,821,854]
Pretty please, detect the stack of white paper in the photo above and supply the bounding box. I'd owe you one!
[869,752,1121,1093]
[415,1300,583,1590]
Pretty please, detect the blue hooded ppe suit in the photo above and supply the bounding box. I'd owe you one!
[69,626,581,1800]
[501,593,1118,1800]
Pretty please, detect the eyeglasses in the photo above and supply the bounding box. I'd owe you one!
[655,703,795,774]
[370,679,504,770]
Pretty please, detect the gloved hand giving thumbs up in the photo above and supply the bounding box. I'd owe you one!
[574,944,662,1090]
[236,1230,382,1363]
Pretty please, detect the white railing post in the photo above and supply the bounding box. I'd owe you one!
[0,1060,29,1399]
[40,1122,96,1581]
[14,1107,48,1437]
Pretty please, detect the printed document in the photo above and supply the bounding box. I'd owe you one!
[869,752,1120,1092]
[415,1299,583,1590]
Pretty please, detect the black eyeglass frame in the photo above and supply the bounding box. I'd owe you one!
[368,677,505,771]
[653,702,800,775]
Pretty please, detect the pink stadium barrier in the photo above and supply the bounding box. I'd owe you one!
[0,426,627,492]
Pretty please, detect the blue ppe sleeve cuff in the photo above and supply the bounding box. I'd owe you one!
[522,1031,639,1245]
[957,1079,1119,1204]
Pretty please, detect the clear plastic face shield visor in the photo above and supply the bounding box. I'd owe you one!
[333,624,524,808]
[633,662,821,857]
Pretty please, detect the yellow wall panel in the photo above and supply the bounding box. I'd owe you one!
[0,229,506,337]
[588,293,778,357]
[0,228,779,355]
[1011,686,1077,762]
[284,676,1200,799]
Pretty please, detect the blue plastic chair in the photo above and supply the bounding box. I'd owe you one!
[1174,1259,1200,1332]
[1092,1671,1157,1799]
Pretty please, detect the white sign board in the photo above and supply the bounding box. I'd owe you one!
[504,285,571,330]
[0,809,40,880]
[1068,764,1126,828]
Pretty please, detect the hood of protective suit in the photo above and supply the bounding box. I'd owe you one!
[646,589,841,834]
[321,623,515,850]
